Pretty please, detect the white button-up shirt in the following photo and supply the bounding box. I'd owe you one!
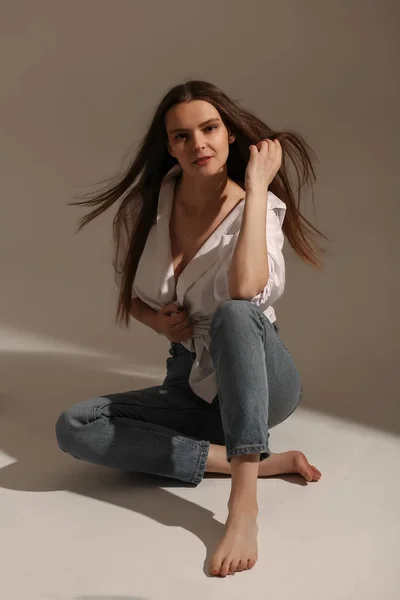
[132,164,287,403]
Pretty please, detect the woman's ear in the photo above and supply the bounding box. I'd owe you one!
[228,132,236,144]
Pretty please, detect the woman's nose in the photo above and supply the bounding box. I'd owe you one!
[192,134,206,151]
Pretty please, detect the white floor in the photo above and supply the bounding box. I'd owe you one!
[1,352,399,600]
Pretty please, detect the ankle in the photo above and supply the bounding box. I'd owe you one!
[205,444,231,474]
[228,496,259,516]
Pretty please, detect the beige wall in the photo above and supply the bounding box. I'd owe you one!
[1,0,399,433]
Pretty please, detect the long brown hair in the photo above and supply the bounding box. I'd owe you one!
[71,79,329,326]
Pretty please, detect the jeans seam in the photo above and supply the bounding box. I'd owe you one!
[102,416,206,451]
[258,312,289,346]
[210,354,229,449]
[226,444,270,459]
[100,399,209,413]
[191,440,209,486]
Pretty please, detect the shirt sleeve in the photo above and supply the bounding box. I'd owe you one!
[213,197,286,310]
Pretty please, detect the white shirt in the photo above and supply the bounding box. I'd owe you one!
[132,164,287,403]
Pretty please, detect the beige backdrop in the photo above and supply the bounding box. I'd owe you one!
[1,0,399,439]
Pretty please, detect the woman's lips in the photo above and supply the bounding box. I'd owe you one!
[194,157,212,165]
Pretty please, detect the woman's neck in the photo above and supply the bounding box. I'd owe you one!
[174,172,244,216]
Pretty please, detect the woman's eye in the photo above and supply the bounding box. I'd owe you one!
[175,125,217,140]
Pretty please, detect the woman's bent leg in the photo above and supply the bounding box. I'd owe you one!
[207,299,303,576]
[209,300,302,463]
[55,384,221,486]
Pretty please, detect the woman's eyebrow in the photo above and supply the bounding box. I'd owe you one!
[168,118,220,134]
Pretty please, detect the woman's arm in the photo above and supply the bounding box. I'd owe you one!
[228,189,269,299]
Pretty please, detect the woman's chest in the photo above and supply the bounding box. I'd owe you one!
[169,206,233,285]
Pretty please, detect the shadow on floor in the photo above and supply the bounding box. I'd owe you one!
[0,350,313,579]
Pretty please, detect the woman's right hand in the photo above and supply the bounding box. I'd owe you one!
[156,303,194,342]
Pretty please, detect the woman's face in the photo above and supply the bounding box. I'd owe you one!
[165,100,235,176]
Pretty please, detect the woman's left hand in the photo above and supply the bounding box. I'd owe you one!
[244,139,282,192]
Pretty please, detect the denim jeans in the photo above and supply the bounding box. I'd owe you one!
[56,300,303,486]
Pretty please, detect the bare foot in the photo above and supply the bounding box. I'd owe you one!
[259,450,322,482]
[205,446,321,482]
[207,451,321,576]
[209,504,258,577]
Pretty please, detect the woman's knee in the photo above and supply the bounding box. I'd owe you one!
[55,398,101,453]
[268,387,302,429]
[55,410,74,452]
[211,299,257,330]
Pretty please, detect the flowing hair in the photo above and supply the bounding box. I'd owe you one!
[71,79,329,326]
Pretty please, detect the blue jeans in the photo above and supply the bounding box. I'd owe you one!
[56,300,303,486]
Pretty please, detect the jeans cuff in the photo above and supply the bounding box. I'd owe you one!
[191,440,210,486]
[226,444,270,463]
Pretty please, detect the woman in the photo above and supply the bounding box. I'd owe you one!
[56,80,326,577]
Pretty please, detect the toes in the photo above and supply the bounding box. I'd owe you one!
[303,467,314,481]
[311,465,322,480]
[220,557,232,577]
[295,453,314,481]
[209,557,222,576]
[229,559,239,575]
[293,451,322,482]
[304,463,318,481]
[212,556,255,576]
[237,559,247,572]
